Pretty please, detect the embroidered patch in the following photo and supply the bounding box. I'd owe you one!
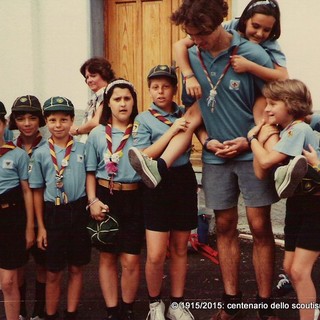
[229,80,240,90]
[132,121,139,138]
[77,154,84,162]
[2,160,14,169]
[287,130,294,137]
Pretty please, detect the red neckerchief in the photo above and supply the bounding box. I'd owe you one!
[48,135,73,205]
[0,141,16,157]
[105,122,133,193]
[16,131,42,157]
[148,108,183,127]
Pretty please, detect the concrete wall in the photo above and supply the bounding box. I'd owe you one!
[0,0,91,111]
[0,1,319,112]
[233,0,320,110]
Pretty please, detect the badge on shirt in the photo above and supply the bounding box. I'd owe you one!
[77,154,84,163]
[2,160,14,169]
[132,121,139,138]
[229,80,240,91]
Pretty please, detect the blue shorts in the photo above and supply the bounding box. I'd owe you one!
[144,162,198,232]
[285,195,320,251]
[44,197,91,272]
[202,161,279,210]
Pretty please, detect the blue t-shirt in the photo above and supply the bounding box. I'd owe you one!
[132,102,190,167]
[0,147,29,194]
[29,140,86,202]
[273,121,320,157]
[183,30,273,164]
[85,124,140,183]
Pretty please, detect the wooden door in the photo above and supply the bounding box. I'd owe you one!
[104,0,232,167]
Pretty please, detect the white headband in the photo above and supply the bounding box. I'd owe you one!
[248,0,277,11]
[105,79,136,96]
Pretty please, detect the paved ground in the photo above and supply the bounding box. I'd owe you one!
[0,182,318,319]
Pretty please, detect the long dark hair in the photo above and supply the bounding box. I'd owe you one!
[237,0,281,41]
[100,78,138,126]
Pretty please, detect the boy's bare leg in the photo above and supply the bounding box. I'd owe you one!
[46,270,63,316]
[67,265,83,312]
[161,103,203,167]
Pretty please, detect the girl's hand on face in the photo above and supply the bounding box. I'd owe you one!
[230,55,254,73]
[303,144,320,167]
[247,119,265,139]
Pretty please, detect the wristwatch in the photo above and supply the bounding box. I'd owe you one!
[203,137,212,151]
[247,135,258,145]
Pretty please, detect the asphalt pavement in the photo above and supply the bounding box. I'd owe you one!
[1,190,319,319]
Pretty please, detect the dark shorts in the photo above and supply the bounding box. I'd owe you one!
[28,229,46,266]
[96,184,145,255]
[144,162,198,232]
[285,195,320,251]
[0,186,27,270]
[44,197,91,272]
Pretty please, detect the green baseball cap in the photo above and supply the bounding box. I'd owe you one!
[43,96,74,112]
[12,95,41,112]
[147,65,178,85]
[0,101,6,116]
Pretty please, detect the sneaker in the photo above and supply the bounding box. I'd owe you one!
[121,309,135,320]
[211,309,245,320]
[167,303,195,320]
[274,274,294,297]
[274,155,308,198]
[128,147,161,188]
[146,300,166,320]
[30,317,45,320]
[19,316,27,320]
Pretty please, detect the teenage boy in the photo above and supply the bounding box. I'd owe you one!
[129,65,198,320]
[29,97,91,320]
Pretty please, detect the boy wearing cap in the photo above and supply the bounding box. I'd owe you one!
[130,65,197,320]
[29,97,91,320]
[9,95,47,320]
[0,101,35,320]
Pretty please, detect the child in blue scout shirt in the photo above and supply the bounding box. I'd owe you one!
[248,79,320,320]
[85,79,144,320]
[0,102,35,320]
[28,97,91,320]
[129,65,197,320]
[9,94,47,320]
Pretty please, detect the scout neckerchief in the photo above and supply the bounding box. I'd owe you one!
[0,141,16,157]
[197,46,238,112]
[105,121,133,194]
[148,108,183,127]
[48,135,73,205]
[16,131,42,157]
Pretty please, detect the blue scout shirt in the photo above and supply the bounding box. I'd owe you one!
[85,124,140,183]
[182,30,273,164]
[29,140,86,202]
[0,147,29,194]
[225,19,286,67]
[132,102,190,167]
[273,121,320,158]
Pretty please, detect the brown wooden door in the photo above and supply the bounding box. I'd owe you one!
[104,0,232,167]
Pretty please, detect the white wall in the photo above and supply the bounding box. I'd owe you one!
[1,1,319,112]
[0,0,91,113]
[232,0,320,110]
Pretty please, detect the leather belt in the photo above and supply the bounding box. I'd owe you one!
[98,179,139,191]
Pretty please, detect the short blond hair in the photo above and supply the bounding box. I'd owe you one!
[262,79,313,119]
